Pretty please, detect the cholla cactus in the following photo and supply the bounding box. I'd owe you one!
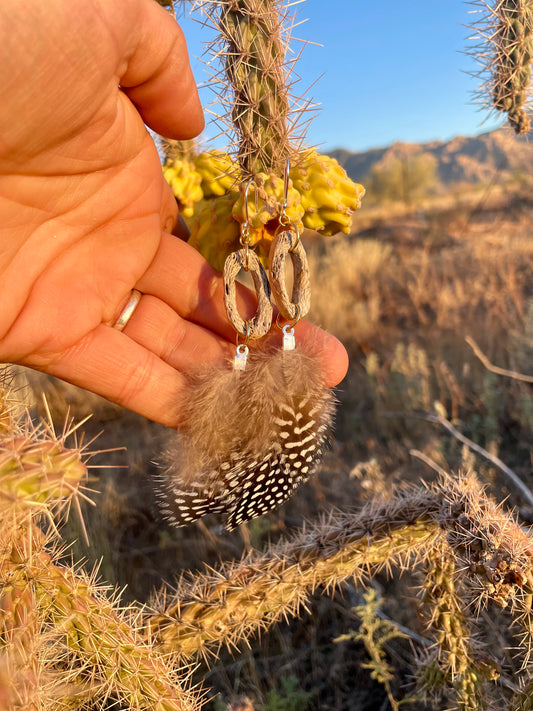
[0,384,199,711]
[147,486,442,660]
[212,0,295,177]
[469,0,533,134]
[290,149,365,235]
[417,543,489,710]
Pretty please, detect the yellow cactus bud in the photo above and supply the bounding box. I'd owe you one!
[184,153,364,267]
[290,150,365,235]
[316,210,353,236]
[194,150,239,198]
[162,160,203,217]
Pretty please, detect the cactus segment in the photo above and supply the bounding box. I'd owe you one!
[230,172,304,231]
[493,1,533,133]
[185,152,365,270]
[188,193,242,272]
[0,437,86,510]
[217,0,292,176]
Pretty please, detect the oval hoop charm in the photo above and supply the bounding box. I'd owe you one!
[268,226,311,321]
[223,248,273,338]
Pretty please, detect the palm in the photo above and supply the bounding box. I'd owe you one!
[11,125,166,346]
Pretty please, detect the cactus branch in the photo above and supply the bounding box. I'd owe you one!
[196,0,309,176]
[417,541,489,710]
[147,488,441,660]
[0,394,199,711]
[468,0,533,134]
[33,554,198,711]
[147,473,533,670]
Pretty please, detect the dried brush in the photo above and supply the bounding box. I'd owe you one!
[156,344,335,529]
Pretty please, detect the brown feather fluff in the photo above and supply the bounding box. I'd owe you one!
[156,344,335,530]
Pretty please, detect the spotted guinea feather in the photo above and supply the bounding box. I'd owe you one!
[156,345,335,529]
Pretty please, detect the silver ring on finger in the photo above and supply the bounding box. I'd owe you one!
[113,289,142,331]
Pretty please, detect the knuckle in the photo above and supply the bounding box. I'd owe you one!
[114,353,155,408]
[161,319,188,363]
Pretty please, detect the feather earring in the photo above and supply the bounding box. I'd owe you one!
[156,173,336,530]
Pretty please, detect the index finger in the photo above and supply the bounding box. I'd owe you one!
[119,0,204,139]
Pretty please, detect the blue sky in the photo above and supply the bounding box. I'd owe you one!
[177,1,503,153]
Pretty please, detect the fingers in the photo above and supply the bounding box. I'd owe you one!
[172,213,191,242]
[43,278,348,427]
[136,233,263,341]
[160,181,179,234]
[43,324,188,427]
[300,322,349,386]
[43,312,348,429]
[121,294,233,370]
[119,0,205,139]
[120,290,349,391]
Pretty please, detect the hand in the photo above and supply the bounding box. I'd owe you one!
[0,0,348,428]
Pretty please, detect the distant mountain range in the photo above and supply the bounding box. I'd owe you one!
[329,127,533,185]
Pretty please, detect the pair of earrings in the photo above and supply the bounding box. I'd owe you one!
[157,173,335,530]
[223,175,310,369]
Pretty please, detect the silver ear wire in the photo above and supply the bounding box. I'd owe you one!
[282,157,290,218]
[240,178,256,270]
